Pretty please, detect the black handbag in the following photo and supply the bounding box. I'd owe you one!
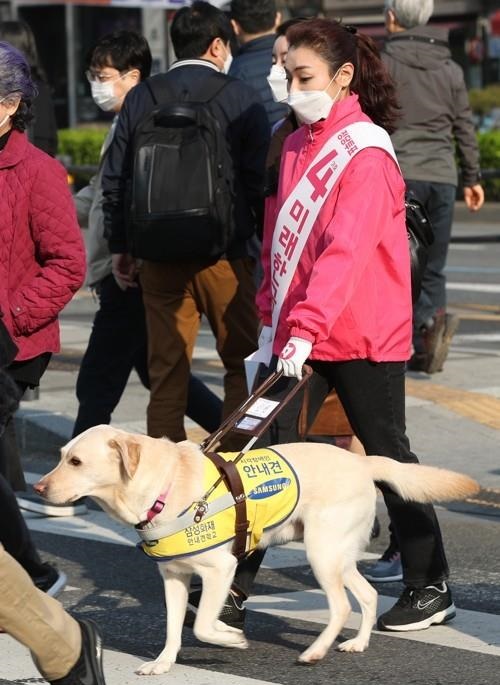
[405,195,434,303]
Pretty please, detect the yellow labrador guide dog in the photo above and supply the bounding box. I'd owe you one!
[35,425,478,675]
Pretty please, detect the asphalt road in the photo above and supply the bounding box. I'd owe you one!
[2,205,499,685]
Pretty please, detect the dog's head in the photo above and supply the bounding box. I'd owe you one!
[34,425,149,507]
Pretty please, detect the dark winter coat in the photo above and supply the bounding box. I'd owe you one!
[229,34,288,128]
[102,60,270,259]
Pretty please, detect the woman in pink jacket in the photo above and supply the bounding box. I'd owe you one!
[227,19,453,634]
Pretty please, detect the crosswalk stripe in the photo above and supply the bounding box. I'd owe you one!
[447,282,500,293]
[0,638,279,684]
[247,589,500,657]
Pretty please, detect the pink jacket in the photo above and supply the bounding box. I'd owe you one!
[0,130,86,361]
[257,94,412,362]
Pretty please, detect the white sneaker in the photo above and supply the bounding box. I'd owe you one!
[17,492,88,517]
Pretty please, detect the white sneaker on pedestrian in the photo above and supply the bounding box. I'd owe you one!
[17,492,88,517]
[33,563,67,598]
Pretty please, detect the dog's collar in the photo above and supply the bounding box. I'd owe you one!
[144,485,171,524]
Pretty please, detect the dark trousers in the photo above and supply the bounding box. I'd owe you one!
[0,472,45,578]
[73,275,223,438]
[233,358,449,596]
[0,381,28,491]
[406,181,456,331]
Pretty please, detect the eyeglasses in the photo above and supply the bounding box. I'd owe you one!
[86,70,121,84]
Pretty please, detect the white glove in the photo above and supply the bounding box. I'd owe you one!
[258,325,273,349]
[277,337,312,380]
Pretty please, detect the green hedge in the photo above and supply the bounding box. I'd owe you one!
[57,127,108,166]
[478,131,500,201]
[468,85,500,116]
[57,126,500,199]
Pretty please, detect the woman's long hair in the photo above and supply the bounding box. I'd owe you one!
[286,19,400,133]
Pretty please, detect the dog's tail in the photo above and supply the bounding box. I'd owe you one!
[365,455,479,503]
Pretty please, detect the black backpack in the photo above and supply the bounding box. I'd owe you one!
[405,194,434,303]
[127,75,235,262]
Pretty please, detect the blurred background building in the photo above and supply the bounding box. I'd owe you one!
[0,0,497,128]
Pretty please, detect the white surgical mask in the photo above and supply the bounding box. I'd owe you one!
[287,69,343,125]
[0,96,12,129]
[221,45,233,74]
[267,64,288,103]
[90,72,131,112]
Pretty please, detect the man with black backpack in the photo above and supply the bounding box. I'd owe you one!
[102,1,269,444]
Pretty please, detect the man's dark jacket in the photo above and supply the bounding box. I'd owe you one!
[382,26,480,187]
[229,34,288,127]
[102,62,270,259]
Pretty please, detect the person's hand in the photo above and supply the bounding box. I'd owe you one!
[111,253,138,289]
[277,337,312,380]
[463,184,485,212]
[258,325,273,348]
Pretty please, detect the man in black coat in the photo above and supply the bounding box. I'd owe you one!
[103,1,269,445]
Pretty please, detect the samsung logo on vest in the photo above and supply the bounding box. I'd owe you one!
[249,478,291,500]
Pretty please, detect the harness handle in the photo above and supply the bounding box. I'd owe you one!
[200,365,313,454]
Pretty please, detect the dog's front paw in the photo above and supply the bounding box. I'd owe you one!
[297,645,327,664]
[215,619,244,634]
[337,637,369,653]
[135,658,173,675]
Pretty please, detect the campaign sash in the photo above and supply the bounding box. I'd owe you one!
[245,121,398,390]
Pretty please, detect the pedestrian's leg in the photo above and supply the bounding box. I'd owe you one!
[232,362,330,598]
[407,182,458,372]
[73,276,148,437]
[412,182,456,322]
[0,413,26,490]
[186,374,223,434]
[0,473,45,576]
[331,360,448,587]
[0,543,81,681]
[195,258,258,424]
[140,261,200,441]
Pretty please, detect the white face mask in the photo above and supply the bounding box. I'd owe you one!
[0,96,12,129]
[267,64,288,103]
[90,72,131,112]
[287,68,343,125]
[221,45,233,74]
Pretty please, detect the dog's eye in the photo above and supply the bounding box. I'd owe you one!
[69,457,82,466]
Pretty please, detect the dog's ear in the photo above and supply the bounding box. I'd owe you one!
[108,437,141,479]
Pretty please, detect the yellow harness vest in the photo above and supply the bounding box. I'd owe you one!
[140,448,299,561]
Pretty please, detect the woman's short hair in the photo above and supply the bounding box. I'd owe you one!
[0,41,36,131]
[384,0,434,29]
